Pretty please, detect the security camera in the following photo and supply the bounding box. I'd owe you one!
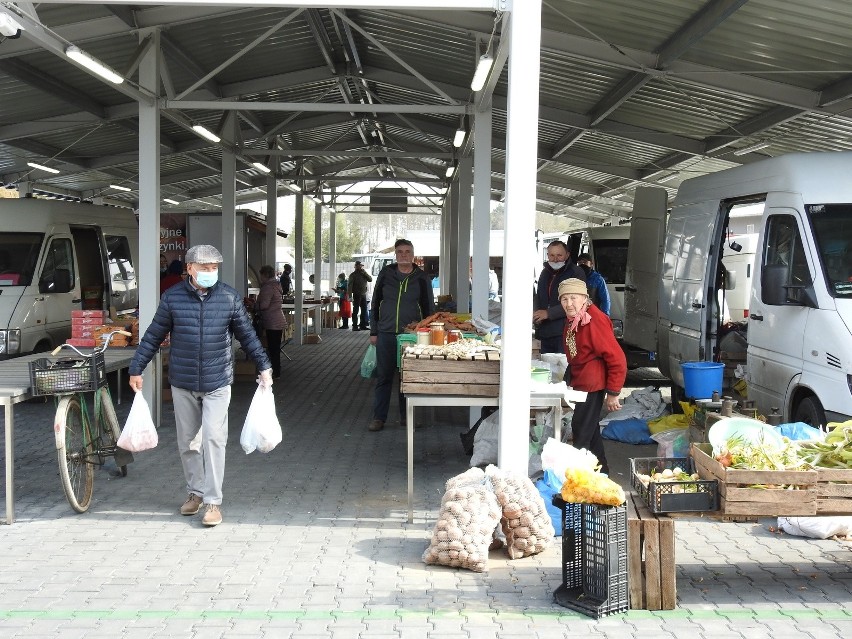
[0,14,23,38]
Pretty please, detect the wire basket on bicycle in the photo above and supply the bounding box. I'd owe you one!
[29,352,107,396]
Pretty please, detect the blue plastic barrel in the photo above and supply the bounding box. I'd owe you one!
[681,361,724,399]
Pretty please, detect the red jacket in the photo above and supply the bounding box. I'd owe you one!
[562,304,627,395]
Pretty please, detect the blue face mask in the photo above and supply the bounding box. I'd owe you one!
[194,269,218,288]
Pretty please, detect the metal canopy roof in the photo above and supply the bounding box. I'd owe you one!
[2,0,852,223]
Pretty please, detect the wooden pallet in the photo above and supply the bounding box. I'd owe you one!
[400,351,500,396]
[627,493,676,610]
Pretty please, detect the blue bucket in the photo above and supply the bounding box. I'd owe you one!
[681,361,724,400]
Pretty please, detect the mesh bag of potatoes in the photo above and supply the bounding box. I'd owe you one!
[422,467,501,572]
[486,465,554,559]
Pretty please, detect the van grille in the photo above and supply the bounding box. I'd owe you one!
[826,352,842,369]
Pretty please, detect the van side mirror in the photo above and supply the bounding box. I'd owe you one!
[762,264,816,307]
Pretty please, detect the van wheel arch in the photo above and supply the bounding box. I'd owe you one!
[792,394,827,430]
[33,339,52,354]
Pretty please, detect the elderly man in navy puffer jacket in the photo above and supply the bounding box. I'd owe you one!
[129,245,272,527]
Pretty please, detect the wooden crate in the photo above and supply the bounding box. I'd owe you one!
[400,352,500,397]
[691,444,818,516]
[816,468,852,514]
[627,494,676,610]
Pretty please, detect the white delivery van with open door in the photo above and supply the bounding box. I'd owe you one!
[0,198,138,358]
[624,152,852,426]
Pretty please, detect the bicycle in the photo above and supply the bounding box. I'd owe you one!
[28,330,135,512]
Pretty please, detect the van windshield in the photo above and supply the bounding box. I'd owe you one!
[0,233,44,287]
[808,204,852,298]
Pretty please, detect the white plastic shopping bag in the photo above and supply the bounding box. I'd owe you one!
[240,385,282,454]
[117,391,159,452]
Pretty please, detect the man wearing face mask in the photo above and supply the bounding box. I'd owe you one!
[533,240,585,354]
[128,245,273,527]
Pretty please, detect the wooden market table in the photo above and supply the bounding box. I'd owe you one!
[400,351,584,523]
[0,348,135,525]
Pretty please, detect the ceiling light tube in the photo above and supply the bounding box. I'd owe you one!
[733,141,771,156]
[657,173,679,183]
[163,198,180,205]
[470,54,494,92]
[289,183,302,192]
[446,165,455,178]
[65,45,124,84]
[453,128,466,148]
[109,184,132,192]
[27,162,59,174]
[252,162,271,174]
[192,124,221,143]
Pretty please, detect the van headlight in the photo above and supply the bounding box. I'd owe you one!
[0,329,21,355]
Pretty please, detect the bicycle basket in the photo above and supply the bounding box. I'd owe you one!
[28,352,106,396]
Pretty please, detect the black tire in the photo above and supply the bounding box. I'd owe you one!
[97,387,128,477]
[56,396,94,513]
[793,395,827,429]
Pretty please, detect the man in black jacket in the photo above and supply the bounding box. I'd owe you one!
[369,239,434,431]
[347,260,373,331]
[129,245,272,527]
[533,240,585,354]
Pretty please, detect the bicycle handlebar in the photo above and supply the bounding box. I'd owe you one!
[50,329,133,357]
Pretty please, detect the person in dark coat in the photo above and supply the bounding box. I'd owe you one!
[347,260,373,331]
[533,240,585,354]
[368,239,434,432]
[129,245,272,527]
[159,259,184,296]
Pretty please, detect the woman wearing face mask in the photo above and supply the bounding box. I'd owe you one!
[558,278,626,475]
[532,240,585,354]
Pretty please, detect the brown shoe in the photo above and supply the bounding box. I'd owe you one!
[180,493,203,516]
[369,419,384,432]
[202,504,222,527]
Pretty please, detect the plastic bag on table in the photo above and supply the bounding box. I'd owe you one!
[651,428,690,458]
[240,385,283,454]
[117,392,158,452]
[360,344,378,379]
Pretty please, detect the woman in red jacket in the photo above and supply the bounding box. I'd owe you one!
[559,278,626,474]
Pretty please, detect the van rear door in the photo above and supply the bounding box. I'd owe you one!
[624,187,667,353]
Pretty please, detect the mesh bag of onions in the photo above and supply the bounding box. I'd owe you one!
[422,468,501,572]
[486,465,555,559]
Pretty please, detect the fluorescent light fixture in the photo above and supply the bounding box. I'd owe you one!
[445,165,455,178]
[192,124,220,143]
[65,45,124,84]
[0,13,24,37]
[109,184,132,192]
[657,173,679,183]
[251,162,271,174]
[27,162,59,174]
[453,128,466,148]
[289,182,302,192]
[470,54,494,92]
[163,198,180,205]
[733,141,771,156]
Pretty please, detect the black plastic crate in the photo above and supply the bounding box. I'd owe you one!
[28,353,106,396]
[630,456,719,513]
[552,497,629,619]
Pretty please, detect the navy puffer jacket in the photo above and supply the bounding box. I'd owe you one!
[129,278,271,392]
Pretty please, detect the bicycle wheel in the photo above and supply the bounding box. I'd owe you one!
[56,396,94,513]
[97,386,128,477]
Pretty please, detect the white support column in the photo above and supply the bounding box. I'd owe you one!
[329,208,337,294]
[447,183,459,299]
[455,155,472,314]
[471,108,492,321]
[499,0,542,475]
[220,112,238,288]
[294,192,304,344]
[265,174,277,269]
[313,201,322,331]
[439,195,449,294]
[138,29,160,413]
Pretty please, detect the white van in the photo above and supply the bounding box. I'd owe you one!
[0,198,138,358]
[623,152,852,426]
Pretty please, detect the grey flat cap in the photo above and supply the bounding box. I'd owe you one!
[185,244,223,264]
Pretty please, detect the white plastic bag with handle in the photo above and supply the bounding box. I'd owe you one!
[117,392,159,452]
[240,385,282,453]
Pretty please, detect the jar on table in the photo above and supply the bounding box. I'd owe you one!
[416,327,431,345]
[429,322,445,346]
[447,329,462,343]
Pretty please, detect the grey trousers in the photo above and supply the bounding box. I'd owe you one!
[171,385,232,505]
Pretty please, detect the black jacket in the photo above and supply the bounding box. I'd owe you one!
[129,278,271,392]
[370,264,434,335]
[534,262,586,340]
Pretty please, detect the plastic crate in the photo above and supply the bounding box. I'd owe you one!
[552,497,629,619]
[630,456,719,513]
[28,353,106,396]
[396,333,417,368]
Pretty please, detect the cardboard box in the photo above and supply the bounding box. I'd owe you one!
[304,334,322,344]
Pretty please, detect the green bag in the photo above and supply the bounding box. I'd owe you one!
[360,344,378,378]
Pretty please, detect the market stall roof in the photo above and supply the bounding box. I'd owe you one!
[2,2,852,223]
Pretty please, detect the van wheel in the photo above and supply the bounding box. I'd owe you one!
[793,396,826,429]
